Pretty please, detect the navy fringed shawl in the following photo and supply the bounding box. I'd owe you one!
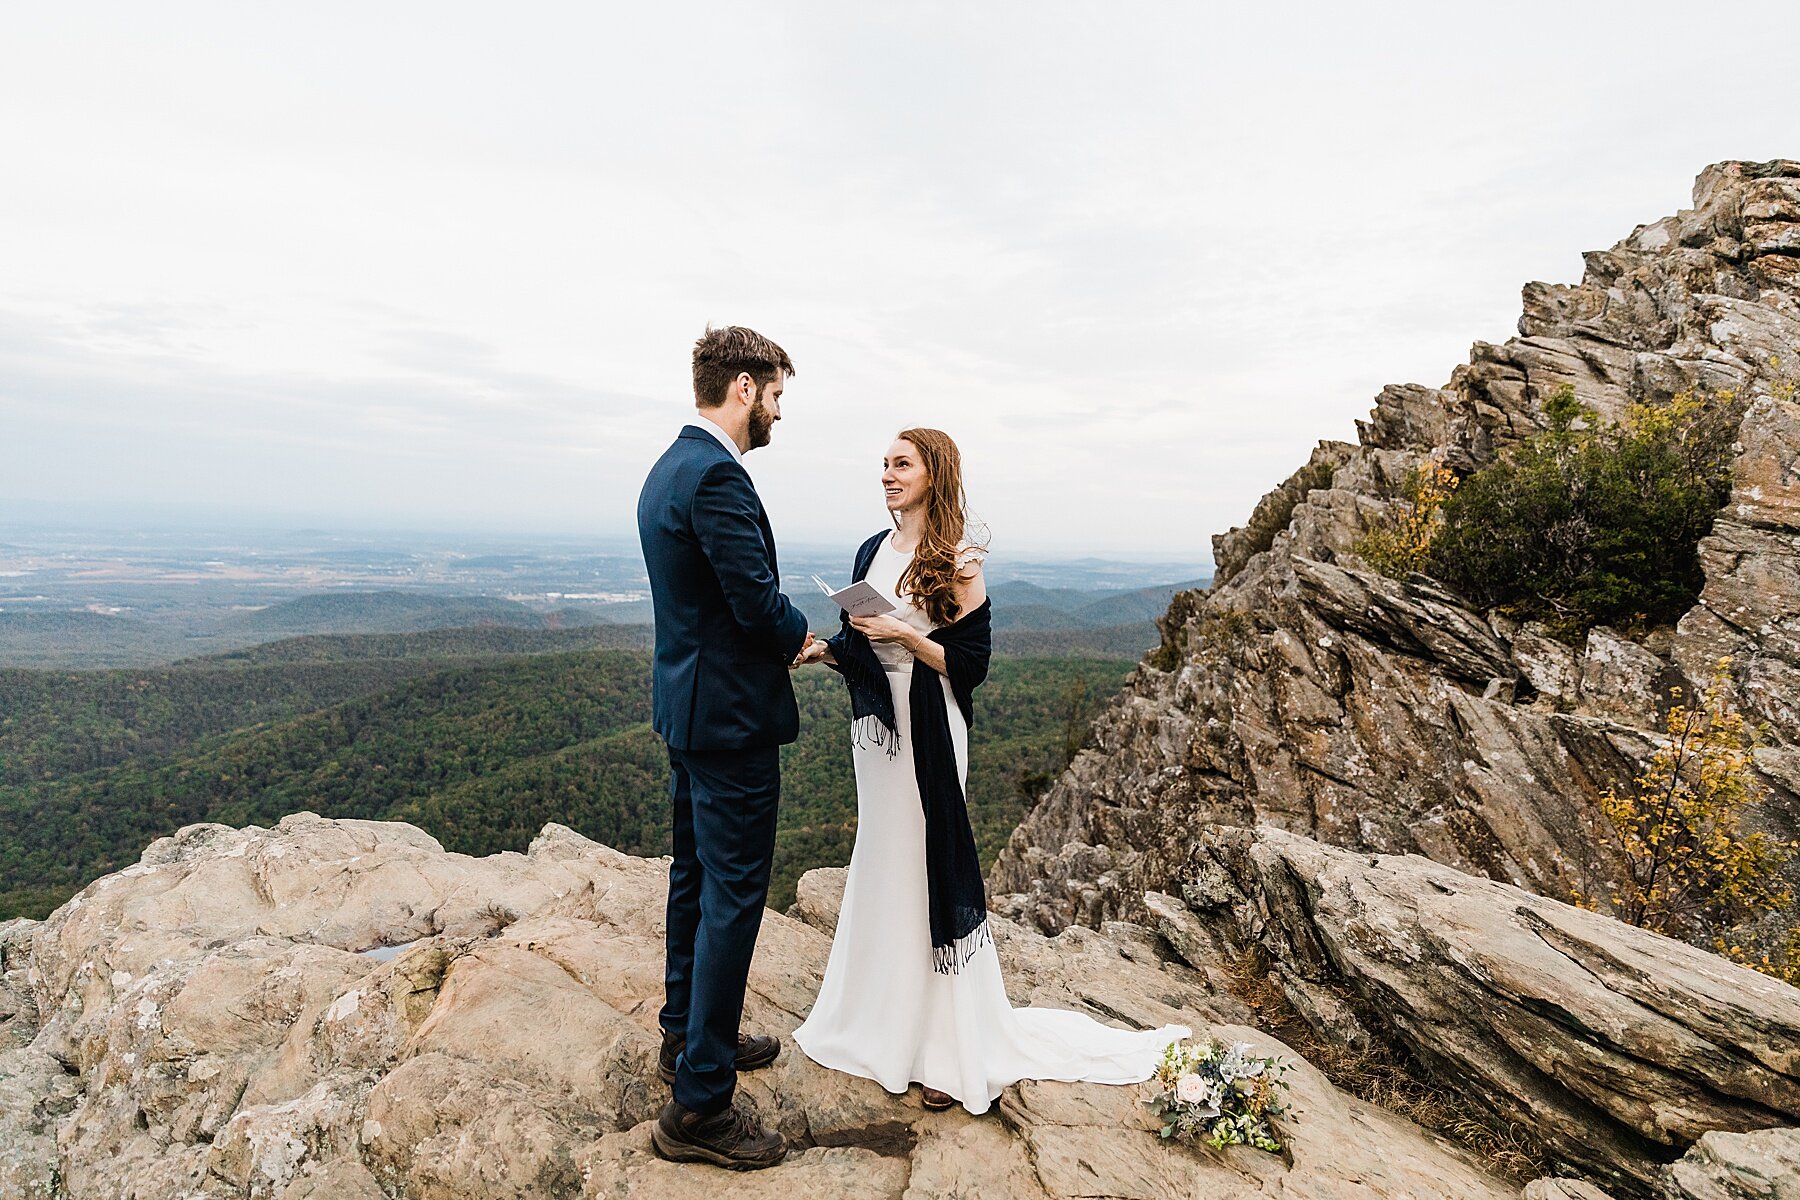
[825,530,993,974]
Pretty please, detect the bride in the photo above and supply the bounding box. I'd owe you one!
[791,427,1188,1113]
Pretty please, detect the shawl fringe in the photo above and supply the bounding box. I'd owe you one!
[932,918,993,976]
[850,712,901,758]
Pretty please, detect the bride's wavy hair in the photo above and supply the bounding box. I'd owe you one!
[893,427,988,627]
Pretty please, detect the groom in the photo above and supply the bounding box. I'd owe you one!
[636,325,811,1170]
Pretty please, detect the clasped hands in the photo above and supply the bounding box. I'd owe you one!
[791,633,825,668]
[789,615,917,668]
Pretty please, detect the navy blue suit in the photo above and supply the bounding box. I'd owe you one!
[637,423,809,1116]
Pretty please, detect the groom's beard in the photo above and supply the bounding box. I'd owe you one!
[747,396,775,449]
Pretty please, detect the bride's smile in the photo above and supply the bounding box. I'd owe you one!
[882,441,926,515]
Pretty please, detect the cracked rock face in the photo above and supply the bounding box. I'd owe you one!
[0,814,1518,1199]
[1130,824,1800,1198]
[992,160,1800,933]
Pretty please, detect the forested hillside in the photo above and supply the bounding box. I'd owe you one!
[0,625,666,784]
[0,635,1131,919]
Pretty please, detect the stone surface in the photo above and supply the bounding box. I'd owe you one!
[1511,622,1582,706]
[0,815,1519,1198]
[994,159,1800,937]
[1166,824,1800,1195]
[278,1159,389,1200]
[1659,1126,1800,1199]
[1527,1179,1618,1200]
[0,919,39,1054]
[788,865,848,939]
[1577,627,1685,726]
[999,1026,1508,1200]
[0,1047,78,1199]
[579,1129,911,1198]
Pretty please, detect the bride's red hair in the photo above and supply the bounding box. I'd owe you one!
[894,427,986,626]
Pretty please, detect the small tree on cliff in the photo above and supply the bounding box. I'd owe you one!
[1353,459,1459,577]
[1593,658,1794,952]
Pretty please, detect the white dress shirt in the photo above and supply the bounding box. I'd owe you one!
[691,413,744,464]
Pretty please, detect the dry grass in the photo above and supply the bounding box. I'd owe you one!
[1222,947,1553,1185]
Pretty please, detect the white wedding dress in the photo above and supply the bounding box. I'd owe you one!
[793,533,1189,1114]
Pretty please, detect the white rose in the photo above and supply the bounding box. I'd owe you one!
[1176,1073,1207,1104]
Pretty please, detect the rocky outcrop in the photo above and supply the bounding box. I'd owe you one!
[0,813,1524,1199]
[1138,824,1800,1196]
[1526,1128,1800,1200]
[1528,1180,1618,1200]
[1661,1126,1800,1199]
[993,160,1800,931]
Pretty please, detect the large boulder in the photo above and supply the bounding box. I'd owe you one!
[0,814,1519,1198]
[1155,824,1800,1196]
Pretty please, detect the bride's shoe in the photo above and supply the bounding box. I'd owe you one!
[918,1084,956,1111]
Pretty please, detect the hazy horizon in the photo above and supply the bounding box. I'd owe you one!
[0,499,1212,567]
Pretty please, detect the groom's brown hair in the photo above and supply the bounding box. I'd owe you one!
[692,326,795,409]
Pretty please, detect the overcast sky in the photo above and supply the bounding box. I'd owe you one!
[1,3,1794,558]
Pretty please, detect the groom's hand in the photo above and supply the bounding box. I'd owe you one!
[790,633,821,668]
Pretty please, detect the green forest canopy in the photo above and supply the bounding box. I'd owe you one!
[0,637,1133,919]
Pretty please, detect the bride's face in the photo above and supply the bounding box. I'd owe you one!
[882,439,927,514]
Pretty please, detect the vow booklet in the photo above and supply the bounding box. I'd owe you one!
[811,574,896,618]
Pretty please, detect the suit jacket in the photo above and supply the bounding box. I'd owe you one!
[637,424,811,751]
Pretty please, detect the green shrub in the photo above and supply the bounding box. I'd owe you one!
[1423,385,1739,641]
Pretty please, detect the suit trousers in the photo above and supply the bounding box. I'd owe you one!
[660,743,781,1116]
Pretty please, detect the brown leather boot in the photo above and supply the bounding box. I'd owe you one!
[920,1085,956,1111]
[658,1031,781,1085]
[651,1099,788,1169]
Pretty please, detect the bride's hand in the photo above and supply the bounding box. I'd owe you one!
[850,614,916,645]
[791,639,829,667]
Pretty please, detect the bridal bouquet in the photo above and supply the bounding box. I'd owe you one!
[1144,1037,1290,1152]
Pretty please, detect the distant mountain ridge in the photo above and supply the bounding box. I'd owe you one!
[193,624,658,666]
[0,611,199,669]
[987,578,1208,629]
[219,591,612,636]
[1,570,1208,668]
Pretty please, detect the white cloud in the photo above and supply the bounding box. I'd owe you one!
[1,0,1794,556]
